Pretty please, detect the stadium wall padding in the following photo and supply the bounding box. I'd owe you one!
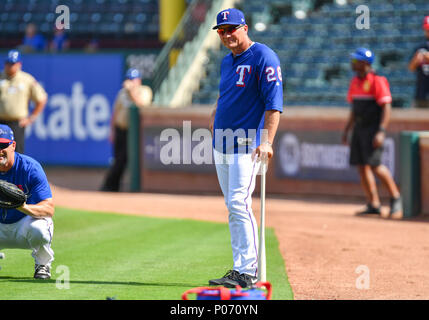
[400,131,421,218]
[139,107,429,215]
[419,134,429,215]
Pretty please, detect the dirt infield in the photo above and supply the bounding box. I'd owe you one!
[50,184,429,300]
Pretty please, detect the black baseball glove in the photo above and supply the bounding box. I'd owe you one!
[0,180,27,209]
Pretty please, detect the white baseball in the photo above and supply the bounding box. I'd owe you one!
[0,253,5,259]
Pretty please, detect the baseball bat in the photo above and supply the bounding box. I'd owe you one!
[257,160,267,282]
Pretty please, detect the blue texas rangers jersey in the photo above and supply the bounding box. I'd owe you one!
[213,42,283,154]
[0,153,52,224]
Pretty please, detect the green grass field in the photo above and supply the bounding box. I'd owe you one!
[0,207,293,300]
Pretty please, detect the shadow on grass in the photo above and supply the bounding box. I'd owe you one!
[0,276,203,288]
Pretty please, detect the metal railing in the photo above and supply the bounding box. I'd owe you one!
[151,0,214,102]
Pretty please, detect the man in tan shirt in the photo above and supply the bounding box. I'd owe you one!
[100,68,152,192]
[0,50,47,153]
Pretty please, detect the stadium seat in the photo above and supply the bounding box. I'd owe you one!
[0,0,160,44]
[187,0,420,107]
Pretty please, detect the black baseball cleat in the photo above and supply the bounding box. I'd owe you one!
[232,273,258,289]
[389,197,403,219]
[356,204,381,215]
[209,269,240,287]
[34,264,51,280]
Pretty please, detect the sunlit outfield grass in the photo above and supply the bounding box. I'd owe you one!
[0,207,293,300]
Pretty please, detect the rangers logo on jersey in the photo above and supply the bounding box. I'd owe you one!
[236,65,251,87]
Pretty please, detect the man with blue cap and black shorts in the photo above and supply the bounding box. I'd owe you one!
[100,68,153,192]
[342,48,403,219]
[0,124,54,279]
[208,8,283,288]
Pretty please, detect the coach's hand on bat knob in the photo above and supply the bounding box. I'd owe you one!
[252,142,273,163]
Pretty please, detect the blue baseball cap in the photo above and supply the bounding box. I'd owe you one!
[351,47,374,65]
[5,50,21,64]
[125,68,141,80]
[0,125,14,143]
[212,8,246,29]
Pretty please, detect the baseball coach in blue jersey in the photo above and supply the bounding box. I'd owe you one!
[208,8,283,288]
[0,125,54,279]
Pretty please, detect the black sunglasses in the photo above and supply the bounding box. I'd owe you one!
[0,141,12,150]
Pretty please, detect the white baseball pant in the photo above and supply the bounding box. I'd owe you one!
[0,216,54,267]
[214,149,261,277]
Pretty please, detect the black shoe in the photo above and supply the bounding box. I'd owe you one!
[209,270,240,287]
[357,204,381,215]
[389,197,403,219]
[390,197,402,214]
[100,186,118,192]
[233,273,257,289]
[34,265,51,280]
